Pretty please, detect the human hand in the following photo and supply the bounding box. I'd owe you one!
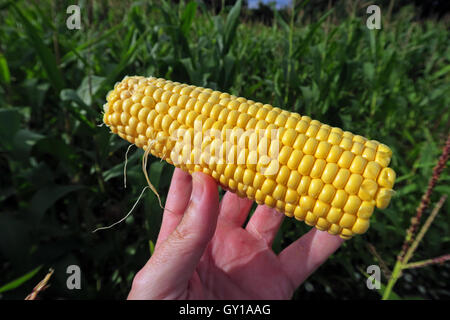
[128,168,344,300]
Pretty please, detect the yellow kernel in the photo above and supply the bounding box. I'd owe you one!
[112,100,123,113]
[362,147,376,161]
[378,167,396,189]
[120,112,130,125]
[326,145,343,163]
[331,190,349,209]
[308,179,324,198]
[352,218,370,234]
[295,120,309,133]
[305,211,318,226]
[318,184,336,203]
[365,140,379,150]
[357,201,375,219]
[313,201,330,217]
[316,217,331,231]
[265,110,278,123]
[340,229,353,239]
[316,127,330,141]
[122,98,133,113]
[378,144,392,157]
[306,124,320,137]
[343,195,362,215]
[297,176,311,195]
[326,208,343,224]
[303,138,319,155]
[363,161,382,180]
[351,142,364,155]
[273,185,287,200]
[274,114,288,127]
[294,206,308,221]
[300,195,315,211]
[345,174,363,195]
[298,155,315,176]
[333,168,351,189]
[339,137,353,151]
[349,155,368,174]
[375,188,394,209]
[292,134,308,150]
[285,189,299,204]
[339,213,356,228]
[315,141,332,159]
[330,127,343,135]
[111,113,121,126]
[261,179,276,195]
[275,166,290,185]
[287,149,303,170]
[285,117,298,129]
[155,102,169,114]
[327,132,342,145]
[338,150,355,169]
[321,163,339,184]
[281,128,297,147]
[264,195,276,208]
[375,150,392,167]
[287,171,301,190]
[358,179,379,201]
[327,223,342,235]
[278,146,293,165]
[284,203,296,216]
[310,159,326,178]
[168,93,180,106]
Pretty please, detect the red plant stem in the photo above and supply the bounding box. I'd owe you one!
[403,254,450,270]
[398,133,450,262]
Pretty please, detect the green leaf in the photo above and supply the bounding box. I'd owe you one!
[77,76,107,107]
[12,129,45,160]
[180,1,197,36]
[0,53,11,84]
[223,0,242,54]
[11,3,65,93]
[0,109,21,151]
[30,185,85,221]
[0,266,43,294]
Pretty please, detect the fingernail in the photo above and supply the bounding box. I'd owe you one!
[190,172,204,204]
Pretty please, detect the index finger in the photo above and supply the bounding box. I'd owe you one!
[155,168,192,249]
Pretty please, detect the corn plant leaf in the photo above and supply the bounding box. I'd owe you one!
[180,1,197,36]
[29,185,85,221]
[11,3,65,93]
[0,266,43,294]
[0,53,10,85]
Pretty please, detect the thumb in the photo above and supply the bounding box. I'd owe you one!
[128,172,219,299]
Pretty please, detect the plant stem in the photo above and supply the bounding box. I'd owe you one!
[403,254,450,270]
[382,261,402,300]
[402,195,447,264]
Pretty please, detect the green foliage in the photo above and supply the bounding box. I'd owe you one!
[0,0,449,299]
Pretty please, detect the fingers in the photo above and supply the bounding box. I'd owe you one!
[278,228,344,288]
[245,205,284,247]
[155,168,192,249]
[218,191,253,227]
[128,172,219,299]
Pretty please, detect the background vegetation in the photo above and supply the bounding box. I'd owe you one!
[0,0,449,300]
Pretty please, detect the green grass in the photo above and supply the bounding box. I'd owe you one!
[0,0,449,299]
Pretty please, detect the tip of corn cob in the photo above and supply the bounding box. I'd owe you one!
[102,75,396,239]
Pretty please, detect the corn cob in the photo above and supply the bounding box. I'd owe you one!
[102,76,396,239]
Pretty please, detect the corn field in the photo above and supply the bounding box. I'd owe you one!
[0,0,449,299]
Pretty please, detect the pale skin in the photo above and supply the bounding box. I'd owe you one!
[128,168,344,300]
